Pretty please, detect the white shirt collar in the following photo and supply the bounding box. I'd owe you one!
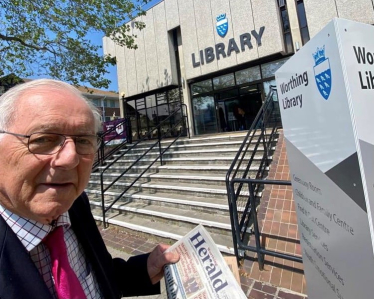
[0,205,71,251]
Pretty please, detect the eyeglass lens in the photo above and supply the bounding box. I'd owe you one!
[28,133,100,155]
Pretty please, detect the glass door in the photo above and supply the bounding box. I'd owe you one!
[192,96,218,135]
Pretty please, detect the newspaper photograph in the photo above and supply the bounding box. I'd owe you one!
[164,225,246,299]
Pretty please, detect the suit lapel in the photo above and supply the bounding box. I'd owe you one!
[0,215,52,299]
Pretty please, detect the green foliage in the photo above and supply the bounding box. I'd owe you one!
[0,0,150,88]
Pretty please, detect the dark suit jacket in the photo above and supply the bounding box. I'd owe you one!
[0,192,160,299]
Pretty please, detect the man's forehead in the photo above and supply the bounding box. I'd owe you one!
[10,88,95,132]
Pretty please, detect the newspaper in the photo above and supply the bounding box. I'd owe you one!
[164,225,246,299]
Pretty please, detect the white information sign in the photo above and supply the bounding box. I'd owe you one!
[275,18,374,299]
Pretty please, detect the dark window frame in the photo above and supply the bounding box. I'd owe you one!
[279,0,294,54]
[295,0,310,45]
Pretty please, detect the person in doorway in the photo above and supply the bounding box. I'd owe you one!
[0,79,179,299]
[234,105,246,130]
[218,107,227,132]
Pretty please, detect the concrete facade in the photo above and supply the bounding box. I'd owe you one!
[103,0,374,136]
[103,0,374,97]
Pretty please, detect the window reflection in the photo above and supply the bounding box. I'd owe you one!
[191,79,213,95]
[235,66,261,85]
[213,73,235,90]
[193,96,217,135]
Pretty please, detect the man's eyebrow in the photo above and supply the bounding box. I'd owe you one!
[29,125,96,135]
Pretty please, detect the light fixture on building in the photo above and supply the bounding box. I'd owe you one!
[295,41,300,51]
[120,91,127,118]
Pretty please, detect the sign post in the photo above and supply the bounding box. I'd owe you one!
[276,18,374,299]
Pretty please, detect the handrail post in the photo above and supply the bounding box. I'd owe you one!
[158,121,163,165]
[126,117,132,144]
[249,181,264,270]
[226,179,240,265]
[100,171,107,228]
[99,136,105,166]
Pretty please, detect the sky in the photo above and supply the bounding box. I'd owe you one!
[86,0,163,92]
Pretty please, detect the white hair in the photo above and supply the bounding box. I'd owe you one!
[0,78,102,133]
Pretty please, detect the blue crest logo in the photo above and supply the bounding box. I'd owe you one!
[313,46,332,100]
[216,13,228,37]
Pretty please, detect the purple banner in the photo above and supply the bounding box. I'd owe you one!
[103,119,127,143]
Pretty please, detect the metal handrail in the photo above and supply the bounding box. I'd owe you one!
[99,104,190,227]
[93,117,128,170]
[226,86,302,269]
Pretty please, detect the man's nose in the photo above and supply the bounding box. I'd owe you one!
[53,138,79,168]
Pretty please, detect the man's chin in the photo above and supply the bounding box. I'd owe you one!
[30,201,74,224]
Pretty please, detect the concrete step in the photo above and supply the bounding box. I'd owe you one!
[91,204,235,255]
[89,167,269,187]
[94,162,268,175]
[124,137,276,153]
[90,191,231,211]
[86,180,229,200]
[90,200,232,236]
[89,130,276,258]
[100,154,268,168]
[94,213,235,255]
[86,184,260,212]
[117,147,259,159]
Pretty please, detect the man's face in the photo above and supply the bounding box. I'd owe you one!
[0,86,96,224]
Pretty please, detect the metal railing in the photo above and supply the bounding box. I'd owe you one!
[226,86,302,269]
[98,104,189,227]
[93,118,129,170]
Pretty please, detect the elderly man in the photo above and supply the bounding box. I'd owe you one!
[0,79,179,299]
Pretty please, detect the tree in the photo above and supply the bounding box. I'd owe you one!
[0,0,150,89]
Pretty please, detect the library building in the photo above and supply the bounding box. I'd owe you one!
[103,0,374,138]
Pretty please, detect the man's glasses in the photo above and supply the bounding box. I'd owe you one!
[0,130,102,155]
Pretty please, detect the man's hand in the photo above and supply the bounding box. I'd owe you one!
[147,244,180,284]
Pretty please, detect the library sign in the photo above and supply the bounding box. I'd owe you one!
[191,13,265,67]
[276,18,374,299]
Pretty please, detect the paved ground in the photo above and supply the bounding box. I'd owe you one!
[101,226,308,299]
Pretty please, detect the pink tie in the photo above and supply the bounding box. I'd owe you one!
[43,226,87,299]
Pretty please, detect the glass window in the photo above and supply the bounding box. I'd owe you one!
[127,99,136,110]
[146,94,156,108]
[191,79,213,95]
[109,100,116,108]
[136,98,145,110]
[220,89,239,100]
[91,99,100,106]
[157,92,167,105]
[263,79,278,101]
[213,73,235,90]
[168,88,182,103]
[296,0,310,45]
[285,33,293,53]
[261,57,289,79]
[279,2,294,54]
[102,100,108,107]
[235,66,261,85]
[192,96,217,135]
[239,84,259,95]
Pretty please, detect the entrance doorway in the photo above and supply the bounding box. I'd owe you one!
[197,84,263,134]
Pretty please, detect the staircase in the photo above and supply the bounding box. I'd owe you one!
[86,131,275,255]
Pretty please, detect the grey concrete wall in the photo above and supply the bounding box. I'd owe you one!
[103,0,374,98]
[105,2,178,97]
[180,0,284,79]
[304,0,374,38]
[104,0,285,97]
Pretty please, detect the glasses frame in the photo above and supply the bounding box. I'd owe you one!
[0,130,102,155]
